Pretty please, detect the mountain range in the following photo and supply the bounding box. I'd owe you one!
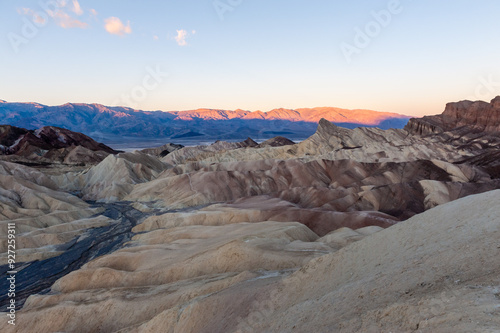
[0,101,411,144]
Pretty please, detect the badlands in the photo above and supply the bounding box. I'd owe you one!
[1,97,500,332]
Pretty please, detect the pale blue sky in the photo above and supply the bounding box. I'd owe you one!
[1,0,500,116]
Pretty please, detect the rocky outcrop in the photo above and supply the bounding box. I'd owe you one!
[405,96,500,135]
[0,125,117,165]
[256,136,295,148]
[456,150,500,179]
[0,125,30,150]
[140,143,184,157]
[162,137,258,165]
[403,116,445,135]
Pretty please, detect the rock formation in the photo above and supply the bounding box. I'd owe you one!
[256,136,295,148]
[140,143,184,158]
[405,96,500,135]
[0,125,117,165]
[52,152,170,202]
[0,161,107,264]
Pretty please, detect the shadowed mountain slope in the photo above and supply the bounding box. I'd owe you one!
[0,101,411,143]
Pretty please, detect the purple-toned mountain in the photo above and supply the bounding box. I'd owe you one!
[0,102,411,143]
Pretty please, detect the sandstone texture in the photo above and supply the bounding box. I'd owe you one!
[0,161,107,264]
[6,190,499,333]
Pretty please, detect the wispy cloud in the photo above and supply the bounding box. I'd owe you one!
[19,8,48,25]
[18,8,31,15]
[17,4,132,35]
[51,10,88,28]
[19,4,87,29]
[71,0,83,15]
[104,17,132,36]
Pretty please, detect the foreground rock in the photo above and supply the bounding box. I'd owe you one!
[6,190,499,332]
[246,189,500,333]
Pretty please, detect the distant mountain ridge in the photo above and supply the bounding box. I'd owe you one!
[169,106,407,125]
[0,101,411,143]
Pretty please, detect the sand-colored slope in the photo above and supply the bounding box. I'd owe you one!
[127,157,497,222]
[52,152,169,202]
[5,189,499,333]
[135,196,398,237]
[134,189,500,333]
[0,161,107,263]
[8,221,335,332]
[241,189,500,332]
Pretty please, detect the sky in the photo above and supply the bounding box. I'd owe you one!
[1,0,500,117]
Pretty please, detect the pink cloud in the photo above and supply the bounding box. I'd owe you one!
[51,11,88,28]
[175,29,188,46]
[104,17,132,36]
[19,8,48,25]
[71,0,83,15]
[20,3,87,29]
